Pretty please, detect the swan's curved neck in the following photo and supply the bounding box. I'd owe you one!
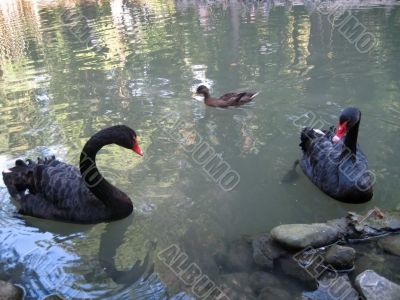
[79,134,132,217]
[344,119,360,154]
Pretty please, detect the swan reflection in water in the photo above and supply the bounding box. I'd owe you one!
[0,200,162,299]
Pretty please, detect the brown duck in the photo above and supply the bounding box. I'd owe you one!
[195,85,259,108]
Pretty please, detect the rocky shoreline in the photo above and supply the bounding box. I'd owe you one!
[2,208,400,299]
[212,208,400,300]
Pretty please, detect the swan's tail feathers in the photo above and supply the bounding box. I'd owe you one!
[299,127,318,152]
[36,155,57,166]
[2,159,36,198]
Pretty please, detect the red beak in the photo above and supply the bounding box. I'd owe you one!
[333,122,348,142]
[133,139,143,156]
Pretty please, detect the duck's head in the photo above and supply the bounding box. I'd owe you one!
[333,107,361,142]
[195,85,210,98]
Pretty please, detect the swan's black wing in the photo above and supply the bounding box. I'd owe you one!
[300,127,341,195]
[2,158,108,223]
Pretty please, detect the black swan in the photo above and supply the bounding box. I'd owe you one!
[194,85,259,107]
[2,125,143,223]
[299,107,373,203]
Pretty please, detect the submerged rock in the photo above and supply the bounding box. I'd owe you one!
[302,272,359,300]
[0,281,23,300]
[324,245,356,270]
[218,272,256,300]
[271,223,340,249]
[249,271,281,295]
[378,234,400,256]
[252,233,286,269]
[180,226,225,279]
[355,270,400,300]
[214,238,254,273]
[278,256,317,289]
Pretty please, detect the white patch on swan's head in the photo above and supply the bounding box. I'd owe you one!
[313,129,325,136]
[2,168,12,174]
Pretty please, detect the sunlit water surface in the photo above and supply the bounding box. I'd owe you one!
[0,0,399,298]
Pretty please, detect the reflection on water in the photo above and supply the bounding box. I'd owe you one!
[0,0,400,298]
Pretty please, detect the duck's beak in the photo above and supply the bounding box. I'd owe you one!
[192,92,198,98]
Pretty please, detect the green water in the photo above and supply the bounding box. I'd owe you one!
[0,0,399,298]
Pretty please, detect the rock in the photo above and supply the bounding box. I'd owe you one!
[352,250,400,283]
[354,251,385,276]
[252,234,286,269]
[214,238,254,273]
[271,223,340,249]
[355,270,400,300]
[0,281,23,300]
[278,256,317,289]
[249,271,281,295]
[378,234,400,256]
[302,272,359,300]
[324,245,356,270]
[218,273,257,300]
[346,210,400,240]
[326,218,349,236]
[180,226,225,279]
[258,286,291,300]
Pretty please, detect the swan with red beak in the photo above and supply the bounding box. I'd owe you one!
[299,107,373,203]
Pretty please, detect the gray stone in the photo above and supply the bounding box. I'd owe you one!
[378,234,400,256]
[355,270,400,300]
[324,245,356,270]
[271,223,340,249]
[0,281,23,300]
[252,233,286,269]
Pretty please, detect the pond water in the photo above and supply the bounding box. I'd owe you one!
[0,0,399,299]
